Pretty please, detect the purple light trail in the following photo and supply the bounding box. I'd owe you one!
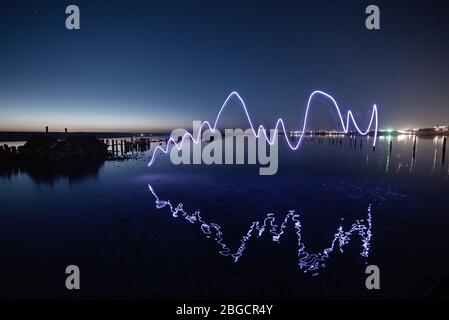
[148,184,373,275]
[148,91,379,166]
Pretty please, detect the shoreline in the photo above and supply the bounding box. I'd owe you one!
[0,131,170,142]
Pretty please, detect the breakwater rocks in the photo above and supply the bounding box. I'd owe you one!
[0,135,109,164]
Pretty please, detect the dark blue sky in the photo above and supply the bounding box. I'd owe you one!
[0,0,448,132]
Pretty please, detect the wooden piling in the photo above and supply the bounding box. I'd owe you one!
[442,136,447,164]
[389,140,392,154]
[412,136,417,159]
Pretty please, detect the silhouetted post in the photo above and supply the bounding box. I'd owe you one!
[120,140,124,155]
[442,137,447,164]
[112,140,115,155]
[354,138,357,149]
[45,126,48,134]
[389,140,392,154]
[412,136,417,159]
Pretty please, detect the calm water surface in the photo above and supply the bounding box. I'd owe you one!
[0,135,448,299]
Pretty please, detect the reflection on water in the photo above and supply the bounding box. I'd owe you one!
[148,184,372,276]
[1,135,449,299]
[281,135,448,179]
[1,134,448,179]
[0,160,103,184]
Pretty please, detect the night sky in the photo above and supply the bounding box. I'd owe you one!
[0,0,448,132]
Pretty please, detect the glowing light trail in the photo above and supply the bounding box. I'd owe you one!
[148,184,373,275]
[148,91,378,166]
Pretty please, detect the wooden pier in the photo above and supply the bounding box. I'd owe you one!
[103,137,168,157]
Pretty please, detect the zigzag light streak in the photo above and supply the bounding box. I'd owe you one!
[148,91,378,166]
[148,184,373,275]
